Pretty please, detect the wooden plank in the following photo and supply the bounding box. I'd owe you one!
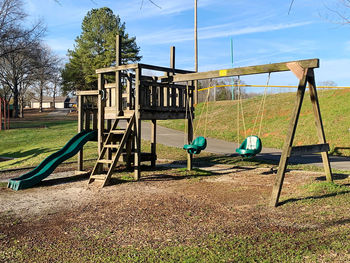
[187,81,194,171]
[307,71,333,182]
[152,84,157,107]
[270,70,308,207]
[76,90,100,96]
[151,120,156,167]
[173,59,319,82]
[138,63,194,74]
[85,110,90,130]
[134,117,141,180]
[104,107,118,119]
[116,34,122,112]
[105,83,116,89]
[97,74,105,157]
[77,95,84,171]
[96,63,139,74]
[126,73,132,110]
[289,143,329,156]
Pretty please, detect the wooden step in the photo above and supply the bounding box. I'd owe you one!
[115,115,132,120]
[90,174,107,180]
[104,144,119,148]
[97,159,113,164]
[110,130,126,134]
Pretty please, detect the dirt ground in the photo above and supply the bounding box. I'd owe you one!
[0,164,349,262]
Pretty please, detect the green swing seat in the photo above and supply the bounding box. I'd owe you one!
[236,135,262,158]
[183,136,207,154]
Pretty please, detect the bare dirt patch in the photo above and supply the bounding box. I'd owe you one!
[0,165,349,262]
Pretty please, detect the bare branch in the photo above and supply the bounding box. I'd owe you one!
[140,0,161,10]
[288,0,295,15]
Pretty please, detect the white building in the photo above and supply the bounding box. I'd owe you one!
[30,96,70,109]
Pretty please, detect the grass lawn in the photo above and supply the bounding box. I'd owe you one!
[1,110,350,262]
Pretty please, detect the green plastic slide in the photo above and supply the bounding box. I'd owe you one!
[7,130,97,191]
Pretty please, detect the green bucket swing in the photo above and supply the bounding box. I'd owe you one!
[235,73,270,158]
[183,87,210,155]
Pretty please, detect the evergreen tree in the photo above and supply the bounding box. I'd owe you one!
[61,7,141,93]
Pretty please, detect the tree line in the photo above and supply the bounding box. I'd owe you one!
[0,2,141,119]
[0,0,60,118]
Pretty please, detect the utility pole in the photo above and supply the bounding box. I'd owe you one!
[194,0,198,104]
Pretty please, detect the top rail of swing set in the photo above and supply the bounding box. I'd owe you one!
[171,58,319,82]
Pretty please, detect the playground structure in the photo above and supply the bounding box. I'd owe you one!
[77,36,333,206]
[0,97,10,130]
[8,35,334,207]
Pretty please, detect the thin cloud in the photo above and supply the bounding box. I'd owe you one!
[138,21,313,44]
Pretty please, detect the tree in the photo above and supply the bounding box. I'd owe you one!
[0,0,45,58]
[31,44,60,112]
[0,38,38,118]
[61,7,141,93]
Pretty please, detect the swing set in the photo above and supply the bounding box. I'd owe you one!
[174,58,333,207]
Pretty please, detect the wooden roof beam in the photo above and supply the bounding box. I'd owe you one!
[171,58,319,82]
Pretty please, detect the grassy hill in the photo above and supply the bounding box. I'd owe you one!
[158,89,350,156]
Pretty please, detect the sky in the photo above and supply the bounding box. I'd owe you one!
[23,0,350,88]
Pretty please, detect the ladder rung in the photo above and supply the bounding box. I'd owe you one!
[110,130,126,134]
[98,159,113,164]
[115,115,132,120]
[90,174,107,180]
[105,144,119,148]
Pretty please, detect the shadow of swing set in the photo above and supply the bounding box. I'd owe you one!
[11,34,334,207]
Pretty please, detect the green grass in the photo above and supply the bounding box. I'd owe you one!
[158,89,350,156]
[1,227,349,262]
[0,120,98,170]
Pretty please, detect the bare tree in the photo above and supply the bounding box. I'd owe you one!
[0,0,45,58]
[31,45,60,112]
[0,39,40,118]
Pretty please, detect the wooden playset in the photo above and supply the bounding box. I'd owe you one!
[74,35,333,206]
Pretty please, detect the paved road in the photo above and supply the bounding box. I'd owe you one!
[137,121,350,171]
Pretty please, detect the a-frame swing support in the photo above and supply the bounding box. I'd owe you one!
[171,58,333,207]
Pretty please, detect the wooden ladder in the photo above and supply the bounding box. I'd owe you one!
[88,112,135,187]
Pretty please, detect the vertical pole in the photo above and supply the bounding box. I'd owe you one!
[194,0,198,104]
[77,95,84,171]
[98,73,105,156]
[307,70,333,182]
[187,81,193,171]
[270,71,308,207]
[116,34,122,113]
[93,109,97,131]
[134,67,141,180]
[151,119,156,167]
[230,38,235,100]
[214,85,216,102]
[0,98,2,131]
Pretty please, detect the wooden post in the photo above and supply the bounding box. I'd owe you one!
[187,82,193,170]
[115,34,122,113]
[85,109,90,130]
[151,119,156,167]
[270,70,308,207]
[134,67,141,180]
[307,70,333,182]
[97,73,105,156]
[77,95,84,171]
[194,0,198,104]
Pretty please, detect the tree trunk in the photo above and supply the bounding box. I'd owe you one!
[53,88,56,109]
[19,96,24,118]
[13,82,19,118]
[39,82,43,113]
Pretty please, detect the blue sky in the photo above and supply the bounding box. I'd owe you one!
[23,0,350,87]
